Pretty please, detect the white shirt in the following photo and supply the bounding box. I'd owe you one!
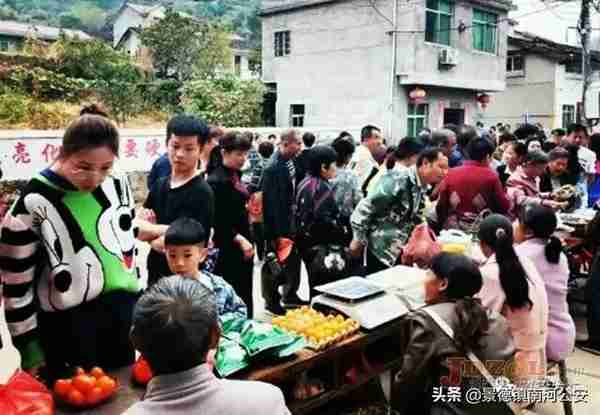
[578,146,597,175]
[349,145,378,190]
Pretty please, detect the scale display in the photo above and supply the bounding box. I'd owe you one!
[314,277,384,302]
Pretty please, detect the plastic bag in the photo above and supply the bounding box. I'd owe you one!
[0,370,54,415]
[401,224,441,268]
[239,320,295,356]
[215,337,249,378]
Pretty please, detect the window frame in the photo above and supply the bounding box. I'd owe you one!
[0,39,9,52]
[562,104,576,128]
[425,0,453,46]
[290,104,305,127]
[274,30,291,57]
[565,58,583,75]
[472,9,498,54]
[234,55,242,77]
[407,103,429,137]
[506,54,525,77]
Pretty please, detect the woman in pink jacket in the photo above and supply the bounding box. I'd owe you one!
[476,214,549,385]
[515,204,575,362]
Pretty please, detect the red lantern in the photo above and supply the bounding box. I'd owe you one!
[409,87,427,103]
[477,93,491,109]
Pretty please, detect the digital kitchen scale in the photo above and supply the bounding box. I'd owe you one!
[311,277,410,330]
[366,266,427,310]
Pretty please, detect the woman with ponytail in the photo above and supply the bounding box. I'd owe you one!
[514,204,575,362]
[392,253,515,415]
[477,214,549,384]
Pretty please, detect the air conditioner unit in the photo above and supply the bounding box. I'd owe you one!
[439,48,459,67]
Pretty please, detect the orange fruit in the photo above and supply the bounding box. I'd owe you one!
[74,367,86,376]
[53,379,72,398]
[132,358,153,385]
[73,374,96,394]
[67,388,85,407]
[90,367,105,379]
[86,387,105,406]
[97,376,117,397]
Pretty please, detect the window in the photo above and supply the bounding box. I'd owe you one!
[472,9,497,53]
[565,58,582,74]
[234,55,241,76]
[506,54,524,75]
[426,0,452,46]
[274,31,290,57]
[0,39,9,52]
[407,103,429,137]
[290,104,305,127]
[562,105,575,128]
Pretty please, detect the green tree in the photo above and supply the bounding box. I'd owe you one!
[182,74,265,127]
[140,8,232,82]
[70,1,106,32]
[94,61,144,125]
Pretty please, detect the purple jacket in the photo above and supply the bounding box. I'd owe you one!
[516,239,575,362]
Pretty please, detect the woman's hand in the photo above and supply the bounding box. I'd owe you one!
[150,236,165,254]
[236,235,254,261]
[140,208,157,224]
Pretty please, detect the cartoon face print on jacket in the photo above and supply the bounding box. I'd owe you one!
[24,193,104,311]
[95,176,136,271]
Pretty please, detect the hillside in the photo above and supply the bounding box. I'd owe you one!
[0,0,262,45]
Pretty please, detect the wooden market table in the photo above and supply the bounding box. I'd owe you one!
[54,318,406,415]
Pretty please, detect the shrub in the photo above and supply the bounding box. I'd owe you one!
[8,66,90,101]
[27,101,74,129]
[182,74,265,127]
[0,90,30,124]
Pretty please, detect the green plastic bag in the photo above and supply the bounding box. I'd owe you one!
[215,337,249,377]
[268,335,307,359]
[240,320,295,356]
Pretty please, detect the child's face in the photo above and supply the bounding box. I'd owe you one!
[165,244,207,277]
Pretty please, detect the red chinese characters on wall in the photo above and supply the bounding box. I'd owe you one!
[124,139,138,159]
[145,139,161,158]
[41,143,62,163]
[12,142,31,164]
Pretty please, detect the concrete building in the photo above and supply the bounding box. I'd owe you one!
[260,0,513,137]
[113,3,254,79]
[0,20,91,53]
[483,30,600,130]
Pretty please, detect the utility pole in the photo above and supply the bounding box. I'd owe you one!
[580,0,592,126]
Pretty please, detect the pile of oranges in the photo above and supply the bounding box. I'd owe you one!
[53,367,117,408]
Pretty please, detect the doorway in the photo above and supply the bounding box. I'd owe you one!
[443,108,465,126]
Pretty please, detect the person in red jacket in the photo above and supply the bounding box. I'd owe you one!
[436,136,510,232]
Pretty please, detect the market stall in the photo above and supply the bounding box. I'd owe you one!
[53,268,428,415]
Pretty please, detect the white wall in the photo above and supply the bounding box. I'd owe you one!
[555,63,583,129]
[113,7,143,47]
[262,0,393,131]
[483,51,557,129]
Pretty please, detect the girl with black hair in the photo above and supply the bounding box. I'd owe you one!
[477,214,549,385]
[392,253,515,415]
[514,204,575,362]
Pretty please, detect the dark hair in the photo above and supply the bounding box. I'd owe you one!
[524,149,549,165]
[60,115,120,158]
[563,144,583,184]
[80,103,109,118]
[466,137,495,162]
[478,214,532,310]
[416,147,444,167]
[280,129,300,144]
[336,131,353,141]
[308,145,338,177]
[499,133,517,146]
[457,125,478,149]
[431,129,453,148]
[332,135,356,166]
[548,147,570,162]
[219,131,252,153]
[567,123,588,137]
[526,137,543,149]
[519,204,562,264]
[510,141,527,158]
[268,134,277,141]
[360,125,381,142]
[551,128,566,137]
[590,133,600,159]
[241,130,255,143]
[513,123,540,141]
[384,146,397,170]
[206,145,223,176]
[258,141,275,159]
[430,253,488,351]
[302,132,316,148]
[131,277,218,375]
[394,136,426,161]
[166,115,210,146]
[165,217,207,247]
[443,123,459,136]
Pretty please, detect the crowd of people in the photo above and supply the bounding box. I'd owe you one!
[0,105,599,414]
